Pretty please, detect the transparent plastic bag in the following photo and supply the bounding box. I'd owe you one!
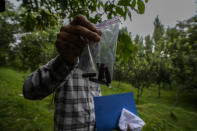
[78,17,120,86]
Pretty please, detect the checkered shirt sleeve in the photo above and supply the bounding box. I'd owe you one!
[23,55,75,100]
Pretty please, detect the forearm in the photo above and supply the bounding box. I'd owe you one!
[23,55,75,100]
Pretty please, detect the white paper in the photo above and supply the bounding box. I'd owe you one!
[119,108,145,131]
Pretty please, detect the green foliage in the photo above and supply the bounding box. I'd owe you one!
[115,15,197,99]
[16,28,58,70]
[0,2,20,65]
[168,15,197,91]
[117,28,135,63]
[144,35,153,54]
[20,0,148,31]
[153,16,164,45]
[131,0,136,9]
[118,0,131,6]
[115,31,155,101]
[134,34,143,46]
[20,9,58,32]
[137,0,145,14]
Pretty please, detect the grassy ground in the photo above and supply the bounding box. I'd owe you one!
[0,67,197,131]
[0,67,54,131]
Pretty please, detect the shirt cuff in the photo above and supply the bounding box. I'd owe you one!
[51,55,78,81]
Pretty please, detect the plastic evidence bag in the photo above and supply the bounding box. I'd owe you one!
[78,17,120,86]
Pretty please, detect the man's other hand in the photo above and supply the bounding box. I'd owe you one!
[55,14,102,64]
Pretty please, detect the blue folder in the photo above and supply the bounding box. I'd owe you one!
[94,92,138,131]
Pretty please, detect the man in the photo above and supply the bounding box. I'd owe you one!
[23,14,102,131]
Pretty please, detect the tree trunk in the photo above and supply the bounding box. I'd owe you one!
[170,88,180,119]
[137,87,140,104]
[158,84,161,98]
[140,86,144,96]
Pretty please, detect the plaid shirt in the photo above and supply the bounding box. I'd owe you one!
[23,55,101,131]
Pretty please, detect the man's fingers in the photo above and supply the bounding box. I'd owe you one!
[57,32,86,48]
[61,25,101,42]
[70,14,102,36]
[56,40,82,56]
[56,39,75,49]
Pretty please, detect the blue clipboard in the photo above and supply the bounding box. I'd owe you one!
[94,92,137,131]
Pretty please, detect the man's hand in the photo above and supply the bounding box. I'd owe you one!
[55,14,102,64]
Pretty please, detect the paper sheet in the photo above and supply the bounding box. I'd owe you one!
[119,108,145,131]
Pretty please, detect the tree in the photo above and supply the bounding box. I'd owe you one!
[116,28,134,62]
[152,16,167,97]
[144,35,153,54]
[0,1,20,65]
[17,28,58,70]
[134,34,143,46]
[134,34,144,57]
[170,15,197,91]
[153,16,164,45]
[166,15,197,116]
[20,0,149,31]
[114,27,134,82]
[115,30,153,103]
[129,52,152,103]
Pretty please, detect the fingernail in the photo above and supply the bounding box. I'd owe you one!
[95,36,100,42]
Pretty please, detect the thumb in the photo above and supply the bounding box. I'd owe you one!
[127,124,131,131]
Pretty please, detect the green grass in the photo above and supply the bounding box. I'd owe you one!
[0,67,54,131]
[0,67,197,131]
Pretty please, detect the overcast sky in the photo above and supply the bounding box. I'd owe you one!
[125,0,197,37]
